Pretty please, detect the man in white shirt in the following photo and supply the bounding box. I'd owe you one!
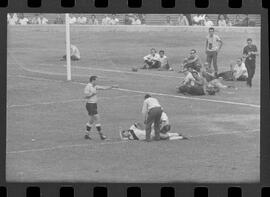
[19,16,29,25]
[77,15,87,24]
[61,44,81,61]
[110,14,119,25]
[132,16,141,25]
[69,15,77,24]
[205,27,223,77]
[204,15,214,27]
[142,48,160,69]
[142,94,163,141]
[233,58,248,80]
[41,16,48,24]
[102,15,111,25]
[157,50,173,71]
[84,76,118,140]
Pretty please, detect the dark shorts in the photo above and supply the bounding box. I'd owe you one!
[86,103,98,116]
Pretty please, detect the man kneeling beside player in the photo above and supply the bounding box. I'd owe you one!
[120,112,188,141]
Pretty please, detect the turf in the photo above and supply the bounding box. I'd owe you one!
[6,25,260,183]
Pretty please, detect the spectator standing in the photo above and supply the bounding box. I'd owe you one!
[177,14,189,26]
[226,17,232,26]
[205,27,223,76]
[243,38,258,87]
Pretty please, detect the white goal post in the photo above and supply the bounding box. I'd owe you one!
[65,13,71,81]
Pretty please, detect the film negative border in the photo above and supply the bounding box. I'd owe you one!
[0,0,269,197]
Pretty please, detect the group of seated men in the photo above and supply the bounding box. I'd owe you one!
[142,48,173,71]
[178,49,248,96]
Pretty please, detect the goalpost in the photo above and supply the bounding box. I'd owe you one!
[65,13,71,81]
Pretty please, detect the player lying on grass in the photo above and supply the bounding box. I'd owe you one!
[178,67,218,96]
[179,49,202,72]
[217,58,248,81]
[201,62,236,90]
[61,44,80,61]
[84,76,118,140]
[120,112,188,141]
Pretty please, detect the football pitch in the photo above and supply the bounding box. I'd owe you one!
[6,25,260,183]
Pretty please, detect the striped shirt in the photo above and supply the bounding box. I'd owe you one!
[206,34,222,51]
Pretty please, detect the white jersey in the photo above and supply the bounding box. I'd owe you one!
[71,45,80,58]
[128,125,183,140]
[233,63,248,79]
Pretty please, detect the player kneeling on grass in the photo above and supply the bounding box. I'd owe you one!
[61,44,81,61]
[157,50,173,71]
[84,76,118,140]
[142,48,160,69]
[217,58,248,81]
[120,112,188,141]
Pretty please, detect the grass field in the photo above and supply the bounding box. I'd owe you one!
[6,25,260,183]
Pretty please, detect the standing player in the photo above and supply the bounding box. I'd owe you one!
[84,76,117,140]
[243,38,259,87]
[205,27,223,77]
[142,94,163,142]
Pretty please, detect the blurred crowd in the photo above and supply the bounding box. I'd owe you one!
[7,13,257,27]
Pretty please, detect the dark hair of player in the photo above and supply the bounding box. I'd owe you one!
[191,49,196,53]
[159,50,165,53]
[89,76,97,82]
[144,94,151,99]
[151,48,156,52]
[209,27,215,31]
[247,38,252,42]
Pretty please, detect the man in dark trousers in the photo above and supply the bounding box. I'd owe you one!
[243,38,259,87]
[141,94,163,142]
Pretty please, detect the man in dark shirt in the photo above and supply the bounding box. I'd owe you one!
[243,38,259,87]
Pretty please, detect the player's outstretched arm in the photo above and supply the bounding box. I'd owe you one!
[96,84,119,90]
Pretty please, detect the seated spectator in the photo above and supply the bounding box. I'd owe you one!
[40,16,48,25]
[233,14,241,26]
[102,15,111,25]
[142,48,160,69]
[8,13,18,25]
[226,17,232,26]
[54,14,64,24]
[124,14,132,25]
[180,49,202,72]
[204,15,214,27]
[192,14,202,25]
[110,14,120,25]
[30,14,39,24]
[165,16,174,25]
[77,15,87,24]
[18,15,29,25]
[217,58,248,81]
[132,15,141,25]
[69,14,77,24]
[88,15,99,25]
[61,44,81,61]
[178,68,206,95]
[177,14,189,26]
[217,14,227,26]
[139,14,146,25]
[157,50,173,71]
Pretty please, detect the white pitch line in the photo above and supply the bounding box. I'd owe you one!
[6,129,259,154]
[10,74,260,109]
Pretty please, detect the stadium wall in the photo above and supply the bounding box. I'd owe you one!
[8,25,261,34]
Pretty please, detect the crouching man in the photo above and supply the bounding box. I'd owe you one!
[61,44,81,61]
[120,112,188,141]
